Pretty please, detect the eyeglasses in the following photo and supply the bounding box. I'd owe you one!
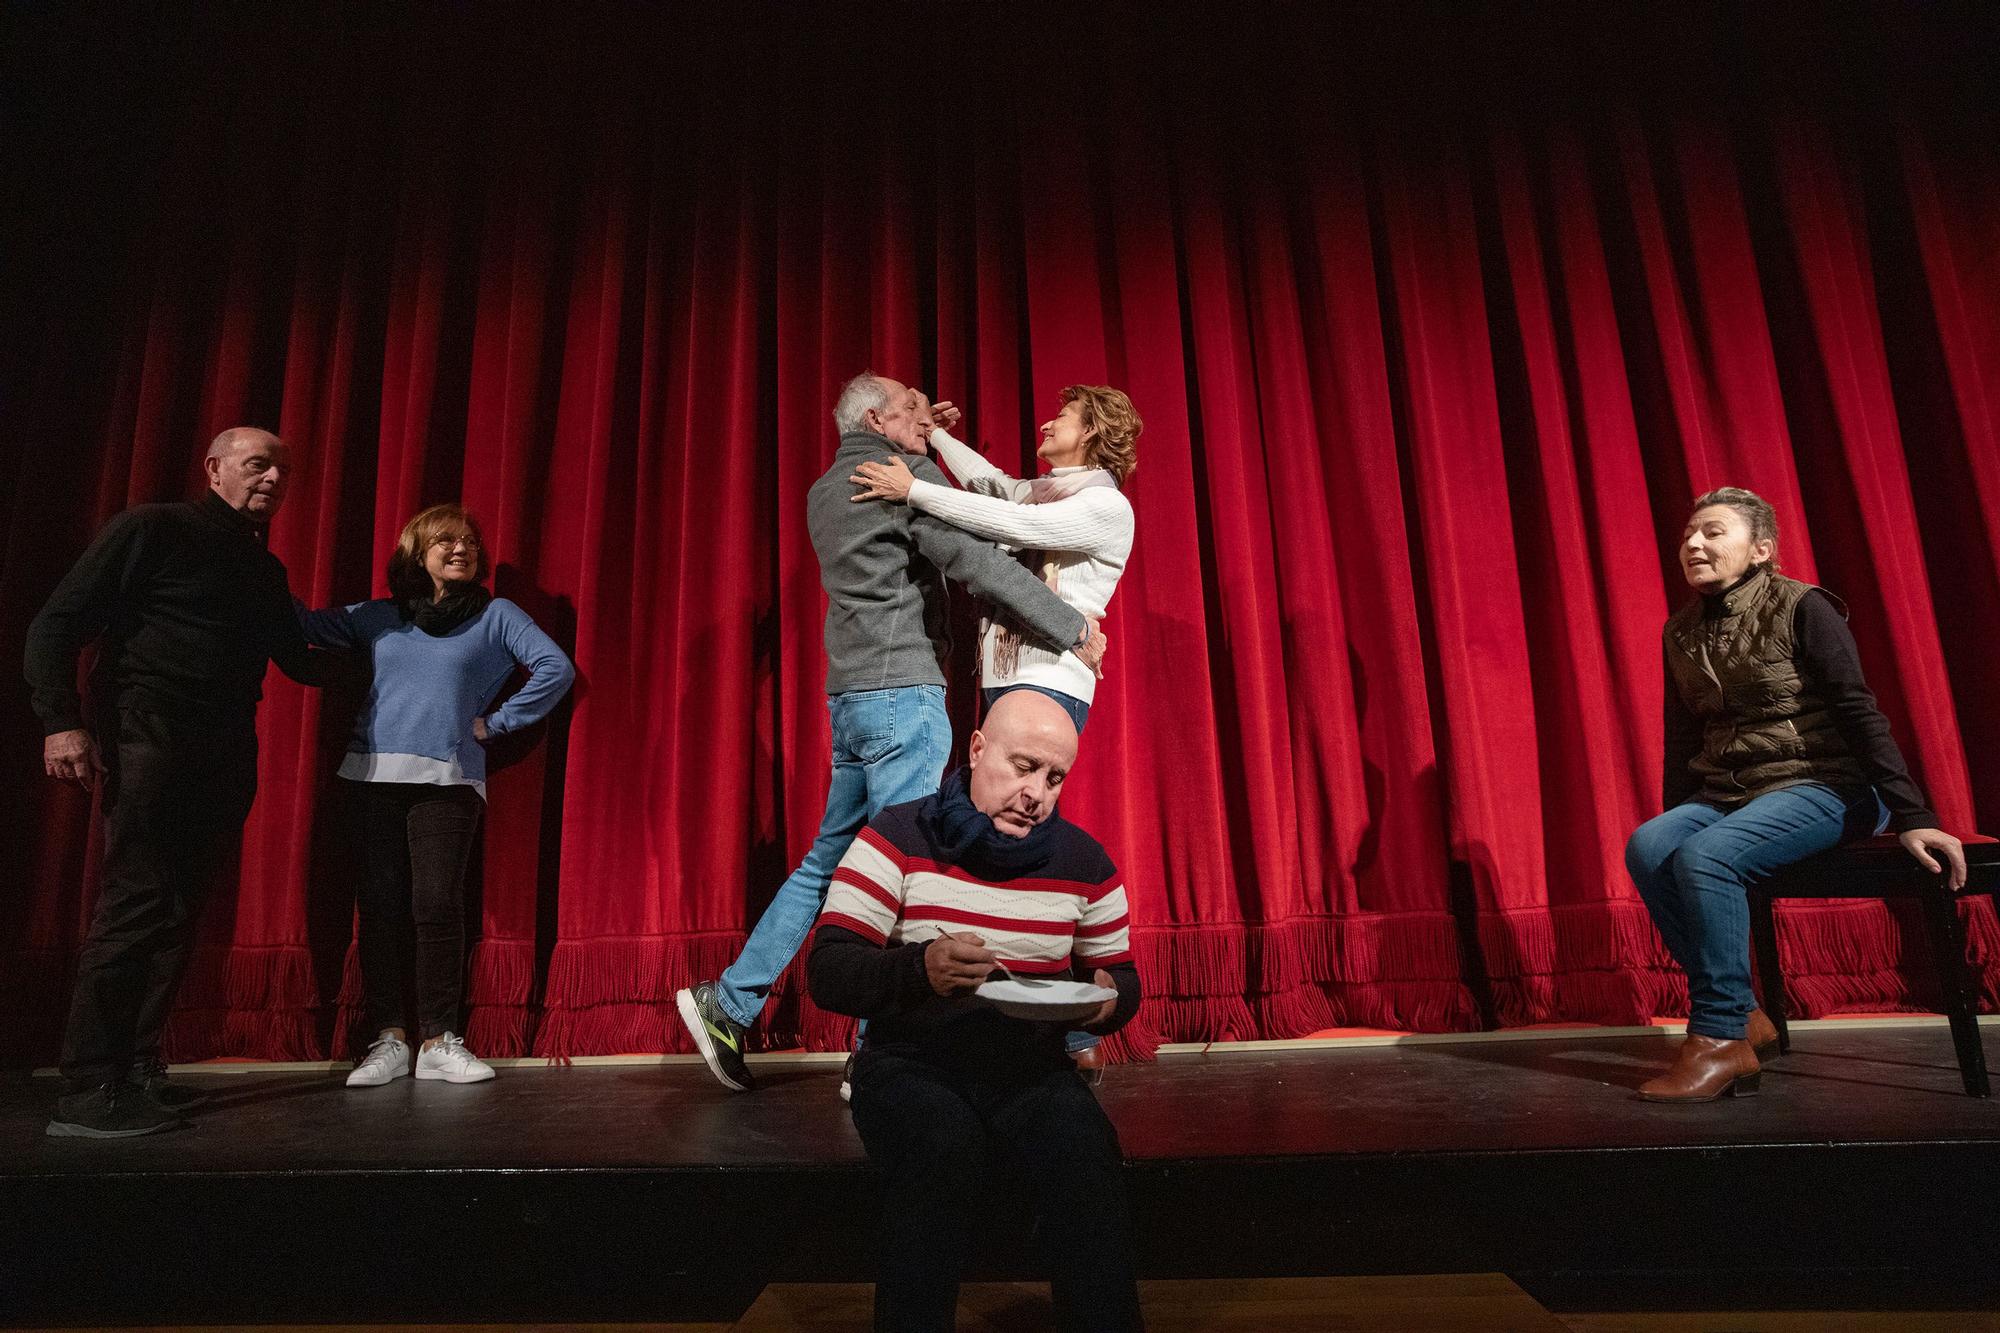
[430,534,482,552]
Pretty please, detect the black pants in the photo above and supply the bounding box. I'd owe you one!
[349,778,483,1042]
[848,1050,1144,1333]
[60,708,258,1088]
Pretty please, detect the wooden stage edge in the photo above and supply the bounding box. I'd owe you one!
[8,1024,1999,1323]
[27,1011,1997,1076]
[11,1279,2000,1333]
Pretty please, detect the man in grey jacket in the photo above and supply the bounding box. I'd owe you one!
[678,373,1103,1091]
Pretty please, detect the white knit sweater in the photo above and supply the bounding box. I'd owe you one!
[910,428,1135,705]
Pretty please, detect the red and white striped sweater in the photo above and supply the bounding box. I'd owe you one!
[807,794,1142,1061]
[820,823,1133,975]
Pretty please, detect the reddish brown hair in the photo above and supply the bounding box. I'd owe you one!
[386,503,489,603]
[1062,385,1142,484]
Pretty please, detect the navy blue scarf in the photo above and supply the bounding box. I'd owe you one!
[922,768,1063,880]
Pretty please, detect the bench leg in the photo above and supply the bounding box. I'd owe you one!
[1918,885,1990,1097]
[1748,892,1791,1055]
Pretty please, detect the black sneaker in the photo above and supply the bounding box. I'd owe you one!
[130,1058,205,1111]
[676,981,755,1092]
[839,1051,854,1104]
[46,1082,183,1138]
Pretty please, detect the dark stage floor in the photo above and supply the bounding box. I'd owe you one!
[5,1023,1998,1324]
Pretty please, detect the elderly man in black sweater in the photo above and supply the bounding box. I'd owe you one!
[810,689,1145,1333]
[25,426,334,1138]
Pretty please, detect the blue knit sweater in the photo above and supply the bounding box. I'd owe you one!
[301,597,574,787]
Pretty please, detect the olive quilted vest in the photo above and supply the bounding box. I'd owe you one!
[1663,567,1865,804]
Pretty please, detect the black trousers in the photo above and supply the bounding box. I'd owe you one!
[848,1050,1144,1333]
[60,708,258,1088]
[348,778,483,1042]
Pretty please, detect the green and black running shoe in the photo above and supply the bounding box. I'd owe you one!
[677,981,755,1092]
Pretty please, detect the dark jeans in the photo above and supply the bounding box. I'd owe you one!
[60,708,258,1088]
[349,779,483,1042]
[848,1050,1142,1333]
[1626,783,1887,1039]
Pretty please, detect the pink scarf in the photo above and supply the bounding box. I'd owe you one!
[991,468,1117,678]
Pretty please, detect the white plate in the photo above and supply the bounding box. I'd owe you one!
[975,977,1116,1022]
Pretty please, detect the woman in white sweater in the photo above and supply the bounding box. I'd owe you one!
[849,385,1141,735]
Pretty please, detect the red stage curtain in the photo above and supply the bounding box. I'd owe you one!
[2,6,1996,1064]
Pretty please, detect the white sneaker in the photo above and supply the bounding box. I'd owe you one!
[414,1032,495,1084]
[346,1033,412,1088]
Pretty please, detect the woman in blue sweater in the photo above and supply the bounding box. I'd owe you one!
[304,504,574,1087]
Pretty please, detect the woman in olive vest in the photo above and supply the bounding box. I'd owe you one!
[1625,487,1966,1102]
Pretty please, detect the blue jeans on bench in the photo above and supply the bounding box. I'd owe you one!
[1625,783,1888,1041]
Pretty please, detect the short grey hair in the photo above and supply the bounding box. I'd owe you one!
[833,373,891,436]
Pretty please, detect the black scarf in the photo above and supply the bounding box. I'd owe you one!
[402,583,492,637]
[922,768,1064,880]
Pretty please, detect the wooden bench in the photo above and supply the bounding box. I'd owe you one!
[1748,834,2000,1096]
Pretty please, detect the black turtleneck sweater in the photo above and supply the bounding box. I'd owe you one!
[1662,566,1936,830]
[24,491,333,733]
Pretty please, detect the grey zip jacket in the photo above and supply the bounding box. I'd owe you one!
[808,432,1087,695]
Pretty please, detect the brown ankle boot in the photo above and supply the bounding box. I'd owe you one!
[1746,1008,1780,1060]
[1638,1034,1762,1102]
[1072,1044,1105,1088]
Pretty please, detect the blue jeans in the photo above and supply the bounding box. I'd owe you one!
[718,684,950,1028]
[983,684,1088,734]
[1625,783,1888,1040]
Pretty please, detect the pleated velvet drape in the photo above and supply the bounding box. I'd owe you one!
[3,4,1995,1064]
